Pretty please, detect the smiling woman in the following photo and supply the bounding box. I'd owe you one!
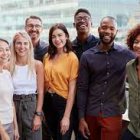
[122,24,140,140]
[43,23,79,140]
[9,31,44,140]
[0,38,19,140]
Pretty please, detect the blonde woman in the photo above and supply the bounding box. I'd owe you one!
[10,32,44,140]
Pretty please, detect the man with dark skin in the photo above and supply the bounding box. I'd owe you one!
[25,16,50,140]
[72,8,99,140]
[73,8,99,60]
[77,16,135,140]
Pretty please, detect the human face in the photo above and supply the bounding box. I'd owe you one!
[14,36,30,57]
[52,28,68,50]
[98,18,118,45]
[25,18,42,41]
[74,12,92,34]
[0,41,10,64]
[133,34,140,58]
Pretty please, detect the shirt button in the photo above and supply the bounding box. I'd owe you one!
[104,81,107,84]
[102,92,104,95]
[107,72,110,75]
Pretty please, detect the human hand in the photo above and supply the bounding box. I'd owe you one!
[14,128,20,140]
[60,116,70,135]
[32,115,41,131]
[79,118,90,139]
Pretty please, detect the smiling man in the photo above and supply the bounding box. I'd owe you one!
[72,8,99,140]
[25,16,50,140]
[77,16,135,140]
[72,8,99,60]
[25,16,48,62]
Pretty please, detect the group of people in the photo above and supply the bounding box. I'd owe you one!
[0,7,140,140]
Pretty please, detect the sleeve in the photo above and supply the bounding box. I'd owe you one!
[77,54,90,119]
[69,53,79,81]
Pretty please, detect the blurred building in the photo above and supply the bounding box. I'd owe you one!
[0,0,139,43]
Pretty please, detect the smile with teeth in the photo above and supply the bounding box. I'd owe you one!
[104,35,111,40]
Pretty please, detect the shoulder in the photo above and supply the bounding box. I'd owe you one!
[35,60,43,69]
[90,34,99,42]
[127,59,136,67]
[39,40,48,48]
[67,52,78,61]
[114,43,135,57]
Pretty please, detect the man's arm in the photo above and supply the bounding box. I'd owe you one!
[77,54,90,138]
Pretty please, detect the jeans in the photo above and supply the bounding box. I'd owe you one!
[44,92,73,140]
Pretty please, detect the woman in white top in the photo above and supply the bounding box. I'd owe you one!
[9,32,44,140]
[0,38,19,140]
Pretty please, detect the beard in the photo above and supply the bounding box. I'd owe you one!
[99,33,116,45]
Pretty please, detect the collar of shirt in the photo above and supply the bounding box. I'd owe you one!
[92,42,119,54]
[73,34,96,46]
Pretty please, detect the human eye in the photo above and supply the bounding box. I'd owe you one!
[134,40,139,44]
[52,35,56,39]
[15,41,21,45]
[24,42,29,45]
[6,48,10,51]
[0,48,3,52]
[58,33,63,37]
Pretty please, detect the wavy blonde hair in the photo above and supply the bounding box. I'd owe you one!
[10,31,35,75]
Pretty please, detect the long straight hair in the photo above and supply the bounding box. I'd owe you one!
[10,31,35,76]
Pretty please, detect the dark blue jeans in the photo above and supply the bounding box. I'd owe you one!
[121,129,140,140]
[44,92,73,140]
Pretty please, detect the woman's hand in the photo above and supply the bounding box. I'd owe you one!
[14,128,20,140]
[60,116,70,135]
[32,115,42,132]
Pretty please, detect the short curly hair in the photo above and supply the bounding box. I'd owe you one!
[126,24,140,50]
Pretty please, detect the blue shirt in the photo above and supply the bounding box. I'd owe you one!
[77,43,135,118]
[72,34,99,60]
[34,40,48,62]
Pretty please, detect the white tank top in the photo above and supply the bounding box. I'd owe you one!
[12,65,37,95]
[0,70,14,124]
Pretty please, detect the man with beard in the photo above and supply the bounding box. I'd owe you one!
[72,8,99,140]
[25,16,48,62]
[77,16,135,140]
[25,16,50,140]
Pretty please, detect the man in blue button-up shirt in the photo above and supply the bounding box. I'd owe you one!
[77,16,135,140]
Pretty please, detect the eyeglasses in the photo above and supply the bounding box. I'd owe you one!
[75,16,91,22]
[26,24,42,29]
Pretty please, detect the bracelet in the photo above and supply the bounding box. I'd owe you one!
[34,111,43,116]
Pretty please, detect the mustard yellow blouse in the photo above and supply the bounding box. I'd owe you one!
[44,52,79,99]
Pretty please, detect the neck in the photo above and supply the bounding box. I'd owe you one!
[57,48,64,55]
[16,57,28,66]
[0,64,3,72]
[77,32,90,43]
[32,39,39,48]
[99,42,113,52]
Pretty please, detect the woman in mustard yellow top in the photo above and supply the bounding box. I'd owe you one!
[43,23,79,140]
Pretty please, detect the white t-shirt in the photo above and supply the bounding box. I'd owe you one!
[0,70,14,124]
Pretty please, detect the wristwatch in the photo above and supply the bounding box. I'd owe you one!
[34,111,43,116]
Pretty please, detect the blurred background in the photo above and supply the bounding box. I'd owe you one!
[0,0,140,45]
